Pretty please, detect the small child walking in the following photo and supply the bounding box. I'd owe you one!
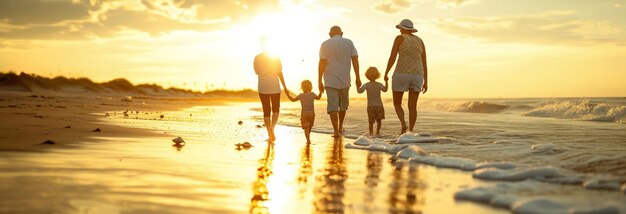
[285,80,323,143]
[357,67,388,136]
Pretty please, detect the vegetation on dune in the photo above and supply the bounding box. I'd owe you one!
[0,71,257,98]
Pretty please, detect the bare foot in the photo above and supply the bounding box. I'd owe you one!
[332,132,340,138]
[400,126,408,134]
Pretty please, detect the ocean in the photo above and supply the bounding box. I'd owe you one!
[271,97,626,212]
[276,97,626,176]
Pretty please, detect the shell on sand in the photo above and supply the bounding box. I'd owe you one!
[172,137,185,144]
[235,142,253,149]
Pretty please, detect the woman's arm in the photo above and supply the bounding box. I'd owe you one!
[253,55,260,75]
[276,57,289,92]
[384,35,403,81]
[278,71,288,92]
[285,90,298,102]
[421,40,428,93]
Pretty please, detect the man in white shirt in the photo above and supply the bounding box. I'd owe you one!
[318,26,361,137]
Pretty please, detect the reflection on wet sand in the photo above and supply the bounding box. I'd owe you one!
[363,151,384,212]
[172,143,184,151]
[251,142,275,214]
[298,143,313,198]
[388,160,426,214]
[314,138,347,213]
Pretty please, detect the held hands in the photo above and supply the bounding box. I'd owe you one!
[356,78,362,88]
[384,75,389,81]
[318,81,325,93]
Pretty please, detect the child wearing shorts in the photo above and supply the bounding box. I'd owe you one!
[357,67,388,136]
[286,80,323,143]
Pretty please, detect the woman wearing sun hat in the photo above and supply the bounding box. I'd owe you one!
[383,19,428,134]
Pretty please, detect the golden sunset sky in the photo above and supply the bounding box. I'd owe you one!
[1,0,625,98]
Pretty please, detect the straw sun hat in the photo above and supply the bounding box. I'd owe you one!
[396,19,418,32]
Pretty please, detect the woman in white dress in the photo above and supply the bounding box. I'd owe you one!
[383,19,428,134]
[254,37,288,141]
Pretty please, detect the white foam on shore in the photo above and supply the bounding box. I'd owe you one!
[512,198,623,214]
[347,134,477,171]
[476,162,517,170]
[395,132,442,144]
[409,155,477,171]
[583,179,623,191]
[531,143,556,154]
[455,182,626,214]
[473,166,561,181]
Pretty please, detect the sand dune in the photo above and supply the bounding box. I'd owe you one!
[0,72,258,98]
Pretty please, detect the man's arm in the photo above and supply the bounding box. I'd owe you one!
[356,83,366,94]
[351,56,360,88]
[318,59,327,93]
[382,80,388,92]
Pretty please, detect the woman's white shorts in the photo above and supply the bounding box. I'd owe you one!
[392,72,424,92]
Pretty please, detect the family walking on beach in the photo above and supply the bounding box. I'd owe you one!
[254,19,428,143]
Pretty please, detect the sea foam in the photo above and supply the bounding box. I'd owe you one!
[455,182,625,214]
[473,166,561,181]
[346,134,476,170]
[395,132,444,144]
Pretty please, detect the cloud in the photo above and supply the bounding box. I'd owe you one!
[372,0,413,14]
[437,0,478,9]
[0,0,91,25]
[435,11,624,45]
[0,0,281,40]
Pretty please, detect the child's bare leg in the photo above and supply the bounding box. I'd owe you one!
[376,119,382,135]
[368,121,374,136]
[304,127,311,143]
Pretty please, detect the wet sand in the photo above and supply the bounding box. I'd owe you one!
[0,92,505,213]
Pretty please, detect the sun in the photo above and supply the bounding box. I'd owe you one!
[248,3,319,57]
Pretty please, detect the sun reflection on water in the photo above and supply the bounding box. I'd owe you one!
[388,159,426,213]
[250,142,274,214]
[314,138,347,213]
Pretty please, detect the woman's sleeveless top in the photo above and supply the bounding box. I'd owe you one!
[394,34,424,76]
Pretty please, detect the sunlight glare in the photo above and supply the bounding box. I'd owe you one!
[250,3,318,57]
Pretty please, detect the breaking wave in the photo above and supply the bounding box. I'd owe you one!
[421,101,510,113]
[522,99,626,124]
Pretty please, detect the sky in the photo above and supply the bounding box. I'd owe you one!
[1,0,625,98]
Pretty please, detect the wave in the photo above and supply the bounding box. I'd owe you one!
[522,99,626,124]
[421,101,510,113]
